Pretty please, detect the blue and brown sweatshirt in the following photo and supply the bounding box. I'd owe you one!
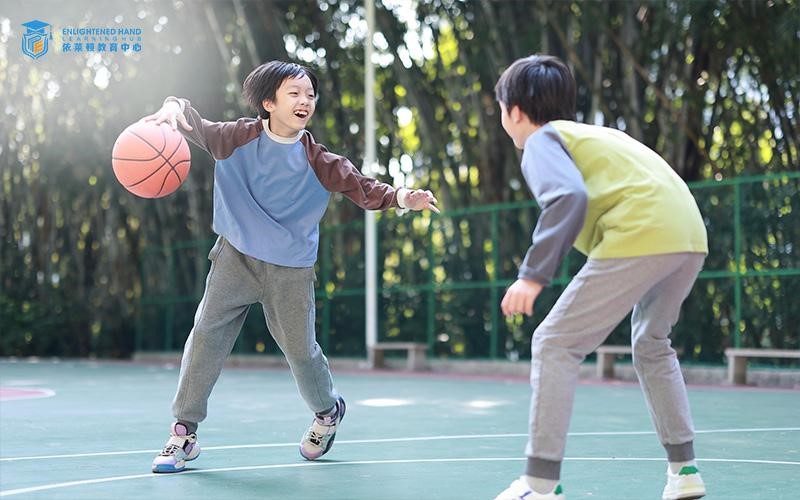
[166,97,410,268]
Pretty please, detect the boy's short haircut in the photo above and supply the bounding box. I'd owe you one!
[495,54,577,124]
[243,61,319,119]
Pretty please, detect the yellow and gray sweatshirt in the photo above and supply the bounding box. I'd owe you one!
[518,120,708,286]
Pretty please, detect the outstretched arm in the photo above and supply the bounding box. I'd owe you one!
[141,97,260,161]
[302,132,439,213]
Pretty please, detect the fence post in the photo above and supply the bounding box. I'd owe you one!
[164,247,175,351]
[321,231,331,352]
[733,182,742,347]
[426,217,435,351]
[135,248,146,352]
[490,210,500,359]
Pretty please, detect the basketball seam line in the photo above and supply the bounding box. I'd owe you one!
[125,129,173,193]
[126,128,188,196]
[115,129,169,163]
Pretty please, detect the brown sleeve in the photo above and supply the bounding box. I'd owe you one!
[166,97,262,160]
[301,132,399,210]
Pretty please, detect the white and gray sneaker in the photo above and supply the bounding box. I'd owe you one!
[662,465,706,500]
[299,396,346,460]
[152,422,201,473]
[494,477,565,500]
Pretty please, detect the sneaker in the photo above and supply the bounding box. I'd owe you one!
[152,422,201,473]
[662,465,706,500]
[299,396,346,460]
[494,477,565,500]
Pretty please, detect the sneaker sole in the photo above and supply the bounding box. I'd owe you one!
[152,463,184,473]
[664,489,706,500]
[151,449,200,473]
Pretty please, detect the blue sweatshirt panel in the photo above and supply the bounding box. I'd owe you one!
[212,132,330,268]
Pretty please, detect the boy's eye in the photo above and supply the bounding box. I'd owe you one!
[289,92,298,96]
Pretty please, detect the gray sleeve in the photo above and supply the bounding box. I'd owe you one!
[517,125,588,286]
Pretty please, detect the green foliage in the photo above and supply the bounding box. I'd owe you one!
[1,1,798,360]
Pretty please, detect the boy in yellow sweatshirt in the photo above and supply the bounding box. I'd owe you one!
[493,54,707,500]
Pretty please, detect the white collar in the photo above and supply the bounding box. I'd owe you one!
[262,119,303,144]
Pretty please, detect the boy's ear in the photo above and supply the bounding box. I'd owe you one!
[509,105,525,124]
[262,98,275,113]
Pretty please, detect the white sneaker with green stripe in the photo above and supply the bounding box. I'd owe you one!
[662,465,706,500]
[494,477,565,500]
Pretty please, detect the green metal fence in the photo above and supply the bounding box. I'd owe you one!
[136,172,800,363]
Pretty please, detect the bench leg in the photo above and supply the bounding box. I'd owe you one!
[407,348,427,371]
[371,348,385,369]
[729,356,748,385]
[597,353,615,379]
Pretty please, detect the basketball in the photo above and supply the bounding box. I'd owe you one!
[111,121,191,198]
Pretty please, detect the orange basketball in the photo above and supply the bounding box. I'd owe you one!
[112,121,191,198]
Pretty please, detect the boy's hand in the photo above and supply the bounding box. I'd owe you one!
[501,278,543,317]
[141,101,193,131]
[404,189,440,214]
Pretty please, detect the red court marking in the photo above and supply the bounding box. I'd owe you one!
[0,387,55,401]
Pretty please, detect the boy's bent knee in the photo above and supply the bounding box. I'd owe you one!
[632,337,675,362]
[284,342,324,364]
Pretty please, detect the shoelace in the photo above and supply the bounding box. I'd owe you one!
[305,430,324,446]
[304,414,337,446]
[160,434,193,456]
[160,443,182,457]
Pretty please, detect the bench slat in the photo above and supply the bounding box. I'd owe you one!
[370,342,428,371]
[724,348,800,358]
[373,342,427,350]
[595,346,632,354]
[724,348,800,385]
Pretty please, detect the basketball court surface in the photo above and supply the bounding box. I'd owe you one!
[1,360,798,499]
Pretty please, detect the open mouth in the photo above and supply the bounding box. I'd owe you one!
[294,110,309,119]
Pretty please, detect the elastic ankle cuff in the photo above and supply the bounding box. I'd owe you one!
[317,402,339,417]
[664,441,695,462]
[177,420,198,434]
[525,457,561,480]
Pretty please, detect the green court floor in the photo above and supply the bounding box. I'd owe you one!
[1,360,798,499]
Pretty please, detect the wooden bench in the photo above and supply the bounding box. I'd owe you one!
[724,348,800,385]
[595,345,633,379]
[595,345,684,379]
[369,342,428,371]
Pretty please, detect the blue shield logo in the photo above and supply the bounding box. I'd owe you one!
[22,20,52,59]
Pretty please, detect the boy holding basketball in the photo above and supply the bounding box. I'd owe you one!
[142,61,438,473]
[492,55,707,500]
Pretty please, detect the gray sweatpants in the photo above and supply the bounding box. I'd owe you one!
[525,252,705,480]
[171,236,338,429]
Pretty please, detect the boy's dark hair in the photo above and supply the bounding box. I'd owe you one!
[494,54,576,124]
[243,61,319,119]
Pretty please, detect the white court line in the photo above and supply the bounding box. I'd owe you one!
[2,427,798,462]
[1,456,798,497]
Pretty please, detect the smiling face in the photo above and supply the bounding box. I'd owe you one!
[262,74,317,137]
